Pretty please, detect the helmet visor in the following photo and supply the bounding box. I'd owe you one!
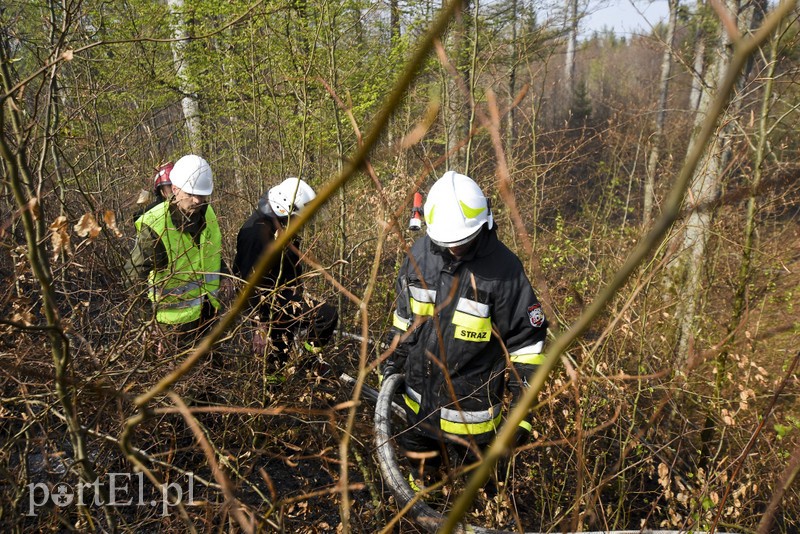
[429,225,483,248]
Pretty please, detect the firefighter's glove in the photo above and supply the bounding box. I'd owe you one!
[379,360,402,385]
[512,421,532,449]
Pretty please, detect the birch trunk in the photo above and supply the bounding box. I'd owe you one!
[563,0,578,108]
[168,0,202,152]
[674,0,762,363]
[644,0,678,225]
[688,0,707,112]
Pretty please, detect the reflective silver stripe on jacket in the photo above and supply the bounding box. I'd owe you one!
[441,403,502,424]
[150,273,219,300]
[157,297,203,310]
[455,297,489,317]
[510,340,544,356]
[405,385,422,404]
[393,311,412,331]
[149,280,203,299]
[408,286,437,303]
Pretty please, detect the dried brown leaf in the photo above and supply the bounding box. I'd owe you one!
[74,213,101,239]
[11,311,35,326]
[136,189,151,205]
[103,210,122,237]
[28,197,40,220]
[49,215,72,260]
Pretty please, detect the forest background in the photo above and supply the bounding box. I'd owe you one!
[1,0,799,532]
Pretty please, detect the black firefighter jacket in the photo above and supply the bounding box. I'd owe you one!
[232,208,302,321]
[387,226,548,443]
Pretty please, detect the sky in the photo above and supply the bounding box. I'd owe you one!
[579,0,670,38]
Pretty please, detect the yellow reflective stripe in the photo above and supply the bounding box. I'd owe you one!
[440,412,502,435]
[452,310,492,341]
[454,328,491,342]
[452,310,491,332]
[509,352,546,365]
[393,311,411,331]
[518,420,532,432]
[403,394,420,414]
[410,298,434,317]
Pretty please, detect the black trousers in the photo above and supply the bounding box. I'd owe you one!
[398,417,505,486]
[259,297,338,361]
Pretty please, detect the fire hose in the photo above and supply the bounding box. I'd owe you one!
[370,373,738,534]
[373,373,484,533]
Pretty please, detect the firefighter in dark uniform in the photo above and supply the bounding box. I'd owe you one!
[233,177,338,363]
[381,171,548,489]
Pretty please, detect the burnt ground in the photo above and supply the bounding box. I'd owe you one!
[2,221,799,532]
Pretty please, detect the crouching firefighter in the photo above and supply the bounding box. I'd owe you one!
[380,171,548,489]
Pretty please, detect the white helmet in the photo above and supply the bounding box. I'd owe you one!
[170,155,213,196]
[424,171,493,247]
[267,177,316,217]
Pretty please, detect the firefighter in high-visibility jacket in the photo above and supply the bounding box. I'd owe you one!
[125,154,227,336]
[381,171,548,484]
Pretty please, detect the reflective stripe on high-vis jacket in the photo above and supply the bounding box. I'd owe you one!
[404,386,422,414]
[509,340,546,365]
[393,311,411,332]
[408,286,436,317]
[452,297,492,342]
[440,404,502,435]
[141,202,222,325]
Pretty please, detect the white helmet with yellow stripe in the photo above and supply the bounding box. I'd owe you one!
[424,171,493,247]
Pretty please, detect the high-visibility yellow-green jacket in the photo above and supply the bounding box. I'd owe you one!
[135,201,221,325]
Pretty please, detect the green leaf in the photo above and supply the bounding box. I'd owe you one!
[774,423,790,439]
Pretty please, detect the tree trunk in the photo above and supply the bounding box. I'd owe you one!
[717,0,769,385]
[168,0,202,152]
[644,0,678,225]
[688,0,707,113]
[563,0,578,111]
[463,0,479,175]
[506,0,518,161]
[443,0,472,171]
[673,0,761,364]
[390,0,401,43]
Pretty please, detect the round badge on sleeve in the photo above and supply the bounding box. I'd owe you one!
[527,303,545,328]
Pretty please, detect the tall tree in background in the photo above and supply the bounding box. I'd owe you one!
[644,0,679,225]
[443,0,474,172]
[563,0,578,110]
[168,0,202,151]
[688,0,708,112]
[673,0,766,363]
[506,0,519,159]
